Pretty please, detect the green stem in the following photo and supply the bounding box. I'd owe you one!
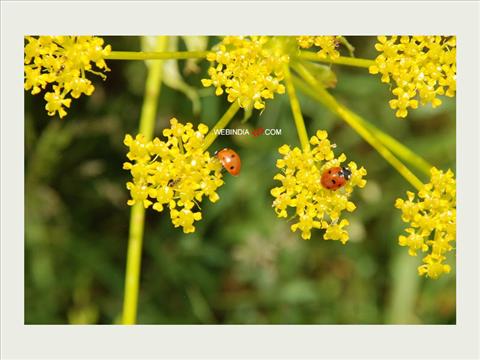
[359,120,432,176]
[122,36,168,325]
[202,102,241,151]
[106,50,209,61]
[297,51,375,68]
[386,250,421,324]
[122,203,146,324]
[292,63,424,191]
[337,36,355,57]
[283,64,310,151]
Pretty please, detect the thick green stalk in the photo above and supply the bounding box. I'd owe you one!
[297,51,375,68]
[122,36,167,325]
[202,102,241,151]
[283,64,310,151]
[122,204,146,324]
[386,250,421,324]
[106,50,209,61]
[292,63,424,191]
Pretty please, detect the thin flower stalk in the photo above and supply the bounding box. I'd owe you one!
[283,64,310,151]
[358,119,433,176]
[105,50,209,61]
[297,51,375,68]
[202,102,241,151]
[122,36,168,325]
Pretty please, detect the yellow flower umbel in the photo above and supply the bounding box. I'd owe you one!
[123,119,224,233]
[297,36,341,60]
[369,36,456,118]
[24,36,111,118]
[201,36,288,110]
[395,167,456,279]
[271,130,367,242]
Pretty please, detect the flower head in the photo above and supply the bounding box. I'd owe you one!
[395,167,456,279]
[123,119,224,233]
[24,36,111,118]
[271,130,367,242]
[201,36,288,110]
[297,36,341,60]
[369,36,456,118]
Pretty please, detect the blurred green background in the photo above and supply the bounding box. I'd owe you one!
[25,36,456,324]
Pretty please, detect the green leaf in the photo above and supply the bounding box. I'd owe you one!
[163,37,202,116]
[300,61,337,89]
[142,36,202,115]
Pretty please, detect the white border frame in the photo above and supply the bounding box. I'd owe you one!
[1,1,479,359]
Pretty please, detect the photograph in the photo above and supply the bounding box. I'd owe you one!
[23,35,457,326]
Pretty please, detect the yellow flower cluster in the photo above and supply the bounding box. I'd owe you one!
[24,36,111,118]
[369,36,456,118]
[271,130,367,241]
[395,167,456,279]
[297,36,341,60]
[201,36,288,110]
[123,119,224,233]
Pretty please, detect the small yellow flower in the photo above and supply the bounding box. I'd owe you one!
[123,119,224,233]
[271,130,367,242]
[24,36,111,118]
[202,36,288,110]
[297,36,341,60]
[395,167,456,279]
[369,36,456,118]
[44,86,72,118]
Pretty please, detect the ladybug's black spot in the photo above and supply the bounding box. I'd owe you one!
[332,179,336,184]
[328,170,332,174]
[231,154,235,157]
[230,166,235,169]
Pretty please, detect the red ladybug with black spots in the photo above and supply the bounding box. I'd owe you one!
[216,148,241,176]
[321,166,351,190]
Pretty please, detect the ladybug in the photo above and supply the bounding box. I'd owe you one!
[321,166,351,190]
[216,148,241,176]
